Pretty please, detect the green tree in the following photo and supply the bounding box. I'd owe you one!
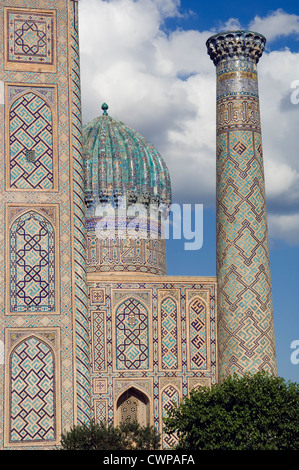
[164,371,299,450]
[60,420,160,450]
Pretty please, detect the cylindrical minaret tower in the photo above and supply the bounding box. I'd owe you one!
[206,31,277,379]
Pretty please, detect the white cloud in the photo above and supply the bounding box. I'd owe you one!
[79,0,215,203]
[78,0,299,244]
[265,160,299,204]
[249,9,299,42]
[151,0,181,17]
[268,213,299,245]
[257,49,299,215]
[219,17,242,32]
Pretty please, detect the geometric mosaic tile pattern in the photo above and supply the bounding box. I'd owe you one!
[189,298,207,370]
[86,235,167,275]
[207,31,277,379]
[9,210,55,313]
[1,0,91,449]
[0,9,278,454]
[161,384,180,449]
[83,98,172,278]
[82,106,171,210]
[5,8,56,72]
[91,311,106,372]
[87,278,217,449]
[115,298,149,370]
[9,92,54,190]
[1,0,88,449]
[94,399,107,422]
[160,297,179,370]
[9,336,55,443]
[69,0,91,424]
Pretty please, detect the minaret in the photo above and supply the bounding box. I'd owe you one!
[206,31,277,379]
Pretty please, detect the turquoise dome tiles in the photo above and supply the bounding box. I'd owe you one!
[82,104,171,210]
[83,104,171,275]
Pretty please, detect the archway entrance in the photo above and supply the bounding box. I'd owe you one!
[117,387,150,426]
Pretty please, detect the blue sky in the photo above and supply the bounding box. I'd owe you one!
[78,0,299,382]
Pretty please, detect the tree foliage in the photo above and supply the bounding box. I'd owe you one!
[60,420,161,450]
[164,371,299,450]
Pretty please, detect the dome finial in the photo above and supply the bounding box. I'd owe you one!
[101,102,109,115]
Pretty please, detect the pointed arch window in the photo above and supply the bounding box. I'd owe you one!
[117,387,150,427]
[9,210,56,313]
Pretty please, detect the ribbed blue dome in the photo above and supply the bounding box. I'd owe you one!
[83,104,171,209]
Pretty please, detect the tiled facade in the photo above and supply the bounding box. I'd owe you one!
[0,0,276,451]
[4,8,56,72]
[1,0,88,448]
[81,105,217,448]
[86,276,217,449]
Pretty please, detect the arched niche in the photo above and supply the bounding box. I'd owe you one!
[8,91,55,190]
[9,210,56,313]
[188,297,207,370]
[116,387,150,427]
[160,296,179,370]
[114,297,150,370]
[8,335,56,444]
